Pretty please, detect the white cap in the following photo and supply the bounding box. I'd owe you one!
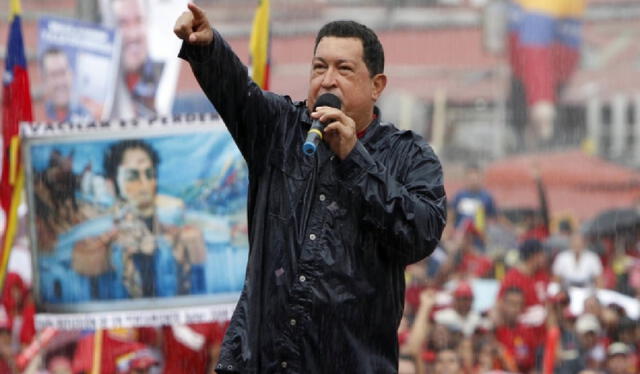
[434,309,463,332]
[608,342,631,357]
[575,313,601,335]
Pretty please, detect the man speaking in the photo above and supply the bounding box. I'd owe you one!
[175,3,446,373]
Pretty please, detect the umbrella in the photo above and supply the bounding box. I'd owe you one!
[584,207,640,236]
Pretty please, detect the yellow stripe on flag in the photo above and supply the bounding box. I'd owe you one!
[515,0,585,18]
[0,168,23,291]
[9,136,19,186]
[249,0,270,89]
[10,0,22,20]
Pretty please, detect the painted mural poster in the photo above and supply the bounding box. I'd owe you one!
[22,116,247,328]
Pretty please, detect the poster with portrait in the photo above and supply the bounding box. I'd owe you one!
[99,0,187,118]
[37,17,120,123]
[22,115,248,329]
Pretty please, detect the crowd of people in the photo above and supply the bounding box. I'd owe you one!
[0,162,638,373]
[398,164,640,374]
[0,275,228,374]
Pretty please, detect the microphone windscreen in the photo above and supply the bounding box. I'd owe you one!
[314,93,342,111]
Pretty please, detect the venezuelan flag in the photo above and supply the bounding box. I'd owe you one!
[1,0,32,290]
[553,1,584,86]
[249,0,271,90]
[509,0,584,105]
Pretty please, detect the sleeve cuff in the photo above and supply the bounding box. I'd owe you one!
[335,141,376,183]
[177,29,220,63]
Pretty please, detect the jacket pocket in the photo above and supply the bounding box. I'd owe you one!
[266,148,312,220]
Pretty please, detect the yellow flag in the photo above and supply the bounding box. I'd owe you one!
[249,0,270,90]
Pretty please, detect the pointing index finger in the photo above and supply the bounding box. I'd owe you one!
[187,2,206,21]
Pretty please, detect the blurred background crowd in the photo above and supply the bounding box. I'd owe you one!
[2,0,640,373]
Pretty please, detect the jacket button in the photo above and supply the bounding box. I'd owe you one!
[309,233,316,241]
[290,319,297,326]
[281,361,288,368]
[299,275,306,282]
[319,194,326,202]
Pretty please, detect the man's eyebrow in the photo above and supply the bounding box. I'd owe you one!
[312,57,356,64]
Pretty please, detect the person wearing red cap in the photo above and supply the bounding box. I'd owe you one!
[433,282,484,337]
[0,272,35,353]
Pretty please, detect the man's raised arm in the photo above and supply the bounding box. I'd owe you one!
[175,3,287,169]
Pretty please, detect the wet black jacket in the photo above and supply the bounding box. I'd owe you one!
[179,30,446,374]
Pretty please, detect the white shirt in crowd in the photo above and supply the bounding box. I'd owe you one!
[552,249,603,288]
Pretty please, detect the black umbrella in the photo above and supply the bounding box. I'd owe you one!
[585,208,640,236]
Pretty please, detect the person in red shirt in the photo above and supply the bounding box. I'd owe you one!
[494,286,542,373]
[499,239,550,308]
[161,321,228,374]
[1,272,35,349]
[438,221,493,282]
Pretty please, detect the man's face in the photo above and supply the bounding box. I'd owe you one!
[453,295,472,316]
[466,169,482,191]
[434,350,462,374]
[571,233,585,253]
[578,330,598,349]
[42,53,72,109]
[307,36,384,130]
[113,0,148,73]
[501,291,524,324]
[606,355,629,374]
[530,251,547,271]
[117,148,157,216]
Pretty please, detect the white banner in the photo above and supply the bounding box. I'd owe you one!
[36,303,236,330]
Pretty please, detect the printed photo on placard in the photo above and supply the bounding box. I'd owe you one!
[38,17,120,123]
[99,0,187,118]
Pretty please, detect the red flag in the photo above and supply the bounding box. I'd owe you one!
[1,0,33,288]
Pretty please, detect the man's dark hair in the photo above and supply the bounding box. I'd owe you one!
[314,20,384,77]
[519,238,544,261]
[558,218,573,234]
[465,162,481,172]
[104,139,160,197]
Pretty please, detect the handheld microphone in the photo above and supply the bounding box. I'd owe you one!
[302,93,342,156]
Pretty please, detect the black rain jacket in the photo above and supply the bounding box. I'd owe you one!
[179,30,447,374]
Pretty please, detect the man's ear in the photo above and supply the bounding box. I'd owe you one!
[371,73,387,101]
